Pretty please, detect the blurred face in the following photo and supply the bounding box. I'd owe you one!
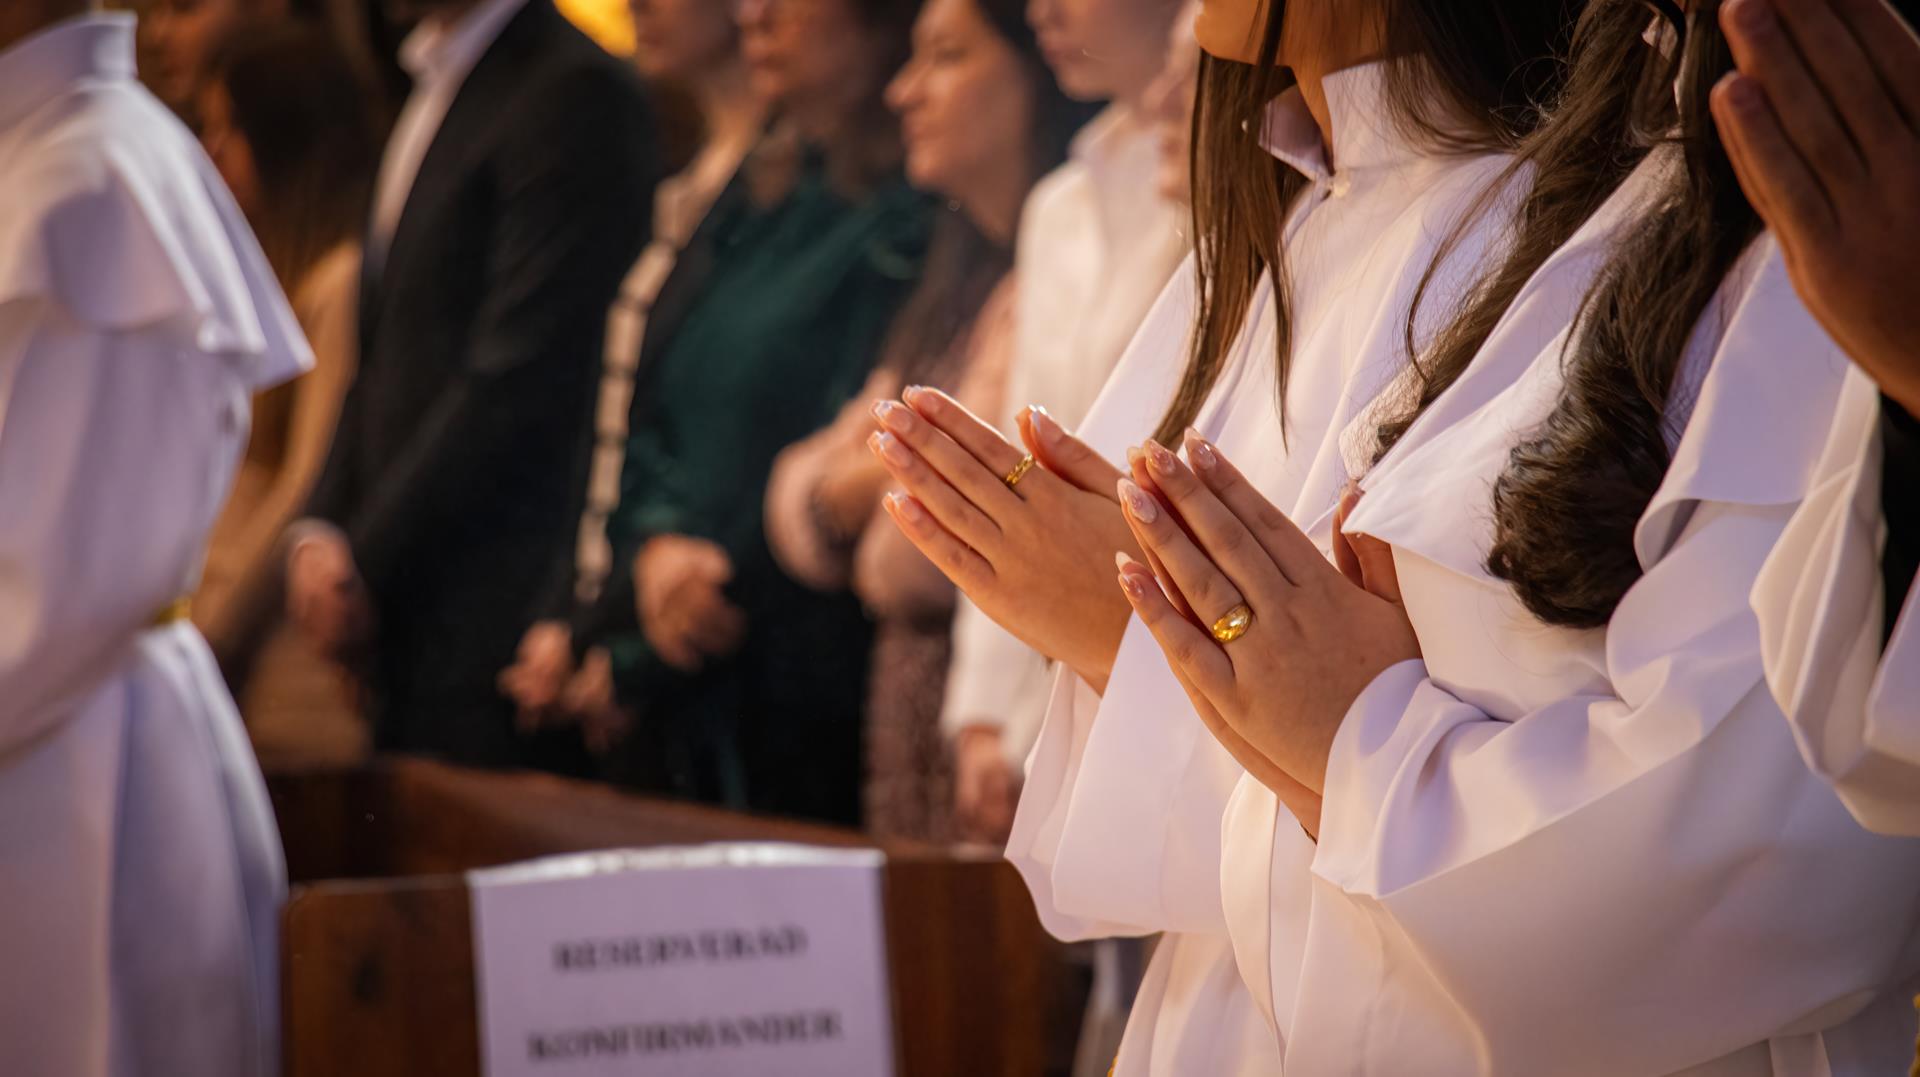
[197,80,261,215]
[1026,0,1174,101]
[737,0,893,131]
[1143,0,1199,204]
[142,0,244,108]
[627,0,739,82]
[886,0,1034,202]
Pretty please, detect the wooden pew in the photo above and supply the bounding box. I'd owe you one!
[271,759,1068,1077]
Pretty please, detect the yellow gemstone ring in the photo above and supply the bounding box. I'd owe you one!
[1004,453,1037,491]
[1210,603,1254,644]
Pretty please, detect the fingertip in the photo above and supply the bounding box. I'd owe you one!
[885,490,927,527]
[1027,405,1061,445]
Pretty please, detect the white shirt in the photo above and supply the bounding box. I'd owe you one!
[1755,366,1920,836]
[1004,63,1524,1075]
[1295,197,1920,1072]
[941,103,1187,765]
[0,14,308,1075]
[368,0,530,259]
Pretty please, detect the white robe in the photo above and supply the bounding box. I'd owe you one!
[1005,62,1524,1075]
[0,15,305,1077]
[1305,213,1920,1073]
[1753,366,1920,837]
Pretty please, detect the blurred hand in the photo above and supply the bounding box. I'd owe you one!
[286,529,372,660]
[953,725,1019,843]
[564,647,634,754]
[635,534,748,673]
[498,621,577,732]
[1715,0,1920,416]
[869,389,1140,692]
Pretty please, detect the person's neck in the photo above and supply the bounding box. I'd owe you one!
[692,58,762,156]
[954,163,1028,247]
[0,1,92,56]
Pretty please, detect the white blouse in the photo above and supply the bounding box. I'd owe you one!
[0,15,305,1076]
[1754,365,1920,836]
[1005,61,1525,1075]
[1306,211,1920,1073]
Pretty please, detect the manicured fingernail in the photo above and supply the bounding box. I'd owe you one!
[873,399,916,434]
[1727,72,1763,110]
[903,385,937,413]
[887,490,925,523]
[1028,405,1061,444]
[1145,440,1179,477]
[1119,478,1159,523]
[871,431,911,467]
[1185,429,1218,474]
[1118,570,1149,602]
[1115,550,1141,571]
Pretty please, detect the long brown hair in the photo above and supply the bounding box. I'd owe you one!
[208,20,379,292]
[1478,0,1920,629]
[1158,0,1582,445]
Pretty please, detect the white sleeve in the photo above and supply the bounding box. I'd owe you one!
[1005,616,1241,941]
[0,306,229,747]
[1307,498,1920,1075]
[1755,368,1920,835]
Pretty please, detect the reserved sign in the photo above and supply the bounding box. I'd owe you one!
[470,844,895,1076]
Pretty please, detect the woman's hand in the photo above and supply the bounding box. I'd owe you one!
[1715,0,1920,416]
[564,647,634,754]
[1114,432,1421,798]
[498,620,577,731]
[952,724,1019,844]
[286,529,373,660]
[635,535,747,673]
[867,387,1142,692]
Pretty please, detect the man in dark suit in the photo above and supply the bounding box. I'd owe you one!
[288,0,659,767]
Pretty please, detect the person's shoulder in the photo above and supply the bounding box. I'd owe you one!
[520,10,648,110]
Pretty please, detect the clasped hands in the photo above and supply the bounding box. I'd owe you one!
[868,387,1422,832]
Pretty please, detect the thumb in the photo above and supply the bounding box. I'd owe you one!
[1020,406,1122,495]
[1347,532,1402,605]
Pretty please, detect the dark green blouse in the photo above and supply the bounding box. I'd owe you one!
[585,149,930,818]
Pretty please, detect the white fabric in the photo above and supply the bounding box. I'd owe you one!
[1294,225,1920,1074]
[941,103,1186,767]
[0,14,306,1077]
[368,0,529,258]
[1755,367,1920,835]
[1005,62,1523,1075]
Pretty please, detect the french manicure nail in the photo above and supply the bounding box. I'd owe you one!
[873,399,916,434]
[1185,429,1219,473]
[1115,550,1140,571]
[887,491,925,523]
[1146,440,1179,476]
[1119,479,1159,523]
[1028,405,1061,444]
[903,385,934,412]
[873,431,911,466]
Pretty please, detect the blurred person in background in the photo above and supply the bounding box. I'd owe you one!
[567,0,931,825]
[0,2,308,1070]
[284,0,661,769]
[942,0,1188,846]
[193,20,379,765]
[500,0,765,752]
[141,0,287,120]
[762,0,1095,843]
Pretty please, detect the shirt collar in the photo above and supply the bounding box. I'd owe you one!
[0,13,137,134]
[1259,60,1417,184]
[400,0,530,85]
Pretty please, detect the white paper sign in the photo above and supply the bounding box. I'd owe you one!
[470,844,895,1077]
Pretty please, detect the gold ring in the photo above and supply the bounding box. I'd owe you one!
[1210,603,1253,644]
[1003,453,1037,491]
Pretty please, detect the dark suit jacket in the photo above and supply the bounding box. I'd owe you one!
[308,0,659,765]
